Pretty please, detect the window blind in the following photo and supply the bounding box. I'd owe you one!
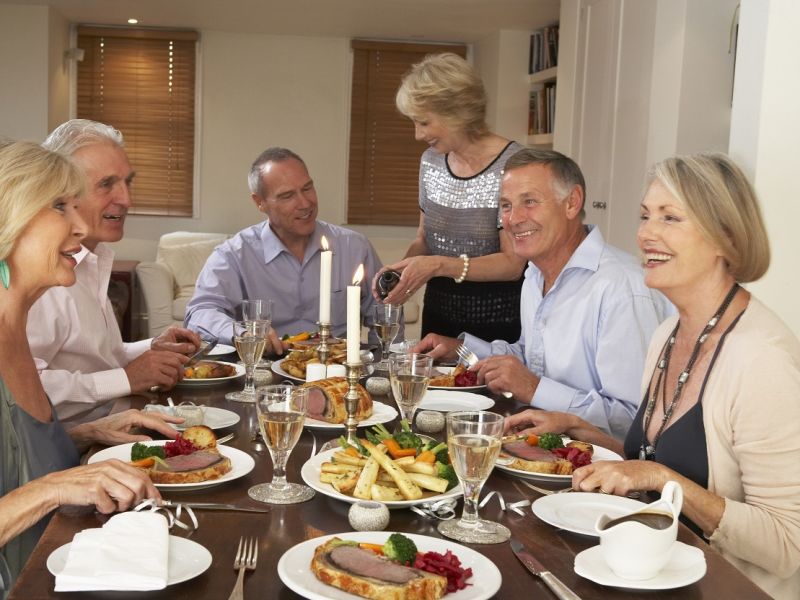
[77,26,198,217]
[347,40,466,226]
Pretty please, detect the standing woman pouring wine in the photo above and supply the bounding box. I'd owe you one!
[373,53,526,341]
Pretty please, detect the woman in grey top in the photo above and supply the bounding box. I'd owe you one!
[0,141,180,595]
[373,53,526,341]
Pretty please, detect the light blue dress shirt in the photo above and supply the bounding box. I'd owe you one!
[463,226,673,440]
[185,220,388,345]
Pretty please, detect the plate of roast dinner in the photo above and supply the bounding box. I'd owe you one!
[427,365,486,391]
[176,361,244,386]
[494,434,623,482]
[277,531,502,600]
[301,377,398,429]
[88,426,255,491]
[272,357,374,383]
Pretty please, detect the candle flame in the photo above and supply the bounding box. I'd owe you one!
[352,264,364,285]
[321,235,329,251]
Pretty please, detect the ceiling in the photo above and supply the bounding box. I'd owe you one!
[6,0,560,42]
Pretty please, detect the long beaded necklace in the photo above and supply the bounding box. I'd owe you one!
[639,283,740,461]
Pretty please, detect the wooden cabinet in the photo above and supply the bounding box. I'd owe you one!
[109,260,141,342]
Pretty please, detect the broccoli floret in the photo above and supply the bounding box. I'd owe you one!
[393,420,423,451]
[437,462,459,490]
[382,533,418,565]
[423,441,450,464]
[537,432,565,450]
[130,442,165,462]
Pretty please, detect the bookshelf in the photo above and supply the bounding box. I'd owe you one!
[527,26,558,148]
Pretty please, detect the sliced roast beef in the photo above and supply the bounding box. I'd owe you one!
[328,546,419,584]
[502,441,557,462]
[306,386,330,421]
[159,450,224,472]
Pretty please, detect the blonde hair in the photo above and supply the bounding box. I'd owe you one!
[396,53,488,140]
[0,141,84,260]
[648,153,770,282]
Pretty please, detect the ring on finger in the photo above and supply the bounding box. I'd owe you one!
[405,289,412,295]
[599,488,612,495]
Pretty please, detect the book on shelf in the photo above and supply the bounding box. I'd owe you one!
[529,24,559,74]
[528,82,557,135]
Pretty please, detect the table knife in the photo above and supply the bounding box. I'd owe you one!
[185,338,219,367]
[158,500,269,513]
[510,538,582,600]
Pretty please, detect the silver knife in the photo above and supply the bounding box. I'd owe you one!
[185,337,219,367]
[158,500,268,513]
[510,538,582,600]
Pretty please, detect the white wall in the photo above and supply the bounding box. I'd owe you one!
[0,4,50,141]
[47,7,71,132]
[730,0,800,335]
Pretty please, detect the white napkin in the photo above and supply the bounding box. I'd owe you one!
[54,511,169,591]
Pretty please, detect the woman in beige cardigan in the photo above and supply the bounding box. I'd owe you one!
[505,153,800,599]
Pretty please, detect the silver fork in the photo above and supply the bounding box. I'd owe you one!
[455,344,513,398]
[520,479,574,496]
[228,536,258,600]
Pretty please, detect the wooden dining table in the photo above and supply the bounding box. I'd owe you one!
[10,364,770,600]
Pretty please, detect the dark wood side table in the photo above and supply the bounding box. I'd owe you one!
[109,260,140,342]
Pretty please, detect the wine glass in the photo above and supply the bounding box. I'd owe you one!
[248,384,315,504]
[373,304,402,369]
[437,411,510,544]
[241,298,272,323]
[225,319,270,402]
[389,352,432,427]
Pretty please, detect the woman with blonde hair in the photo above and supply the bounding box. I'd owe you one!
[373,52,526,341]
[0,141,180,594]
[505,152,800,598]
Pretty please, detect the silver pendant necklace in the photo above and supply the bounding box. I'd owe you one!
[639,283,739,461]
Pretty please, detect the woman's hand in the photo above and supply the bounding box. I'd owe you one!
[42,460,160,514]
[69,409,182,450]
[572,459,671,495]
[503,408,578,436]
[377,256,441,305]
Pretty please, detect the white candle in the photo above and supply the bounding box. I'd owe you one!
[347,264,364,363]
[319,236,332,324]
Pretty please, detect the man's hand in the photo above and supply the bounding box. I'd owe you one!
[42,460,160,514]
[412,334,459,361]
[264,327,285,357]
[68,408,182,450]
[125,350,187,394]
[151,326,202,354]
[474,355,539,401]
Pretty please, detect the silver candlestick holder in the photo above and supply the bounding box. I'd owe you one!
[316,321,332,365]
[342,360,364,446]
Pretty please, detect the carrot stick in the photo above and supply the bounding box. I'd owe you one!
[359,543,384,554]
[129,457,155,468]
[383,438,417,459]
[416,450,436,463]
[526,434,539,447]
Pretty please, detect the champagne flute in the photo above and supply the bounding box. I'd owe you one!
[248,384,315,504]
[373,304,402,369]
[389,352,432,427]
[437,411,510,544]
[225,319,269,402]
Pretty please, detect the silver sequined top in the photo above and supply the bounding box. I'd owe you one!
[419,141,522,258]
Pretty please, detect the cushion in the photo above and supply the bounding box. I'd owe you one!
[158,238,222,293]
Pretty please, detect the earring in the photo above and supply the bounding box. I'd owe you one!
[0,259,9,290]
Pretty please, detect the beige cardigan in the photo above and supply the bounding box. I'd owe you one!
[643,298,800,599]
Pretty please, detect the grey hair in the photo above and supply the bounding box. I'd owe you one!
[504,148,587,218]
[43,119,124,157]
[248,147,306,197]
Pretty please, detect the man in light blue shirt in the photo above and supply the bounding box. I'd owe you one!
[185,147,386,354]
[417,149,671,439]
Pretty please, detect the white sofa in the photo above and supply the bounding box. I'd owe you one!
[135,231,422,339]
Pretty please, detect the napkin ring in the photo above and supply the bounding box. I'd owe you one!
[479,491,530,516]
[135,499,199,532]
[410,498,458,520]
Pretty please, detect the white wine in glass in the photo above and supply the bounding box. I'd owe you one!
[248,384,315,504]
[374,304,402,369]
[389,353,432,426]
[437,411,510,544]
[226,319,269,402]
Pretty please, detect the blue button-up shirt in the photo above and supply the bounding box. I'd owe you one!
[185,220,387,345]
[464,226,673,440]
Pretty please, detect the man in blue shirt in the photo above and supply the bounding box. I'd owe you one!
[417,149,671,439]
[185,147,386,355]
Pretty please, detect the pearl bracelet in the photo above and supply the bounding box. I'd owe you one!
[454,253,470,283]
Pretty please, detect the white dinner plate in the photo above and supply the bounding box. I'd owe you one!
[176,361,245,386]
[272,357,374,383]
[143,405,241,431]
[206,343,236,356]
[88,442,255,491]
[47,535,212,587]
[303,401,398,430]
[418,389,494,412]
[277,531,501,600]
[427,366,487,391]
[532,492,646,537]
[574,541,706,589]
[300,448,462,509]
[495,442,623,482]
